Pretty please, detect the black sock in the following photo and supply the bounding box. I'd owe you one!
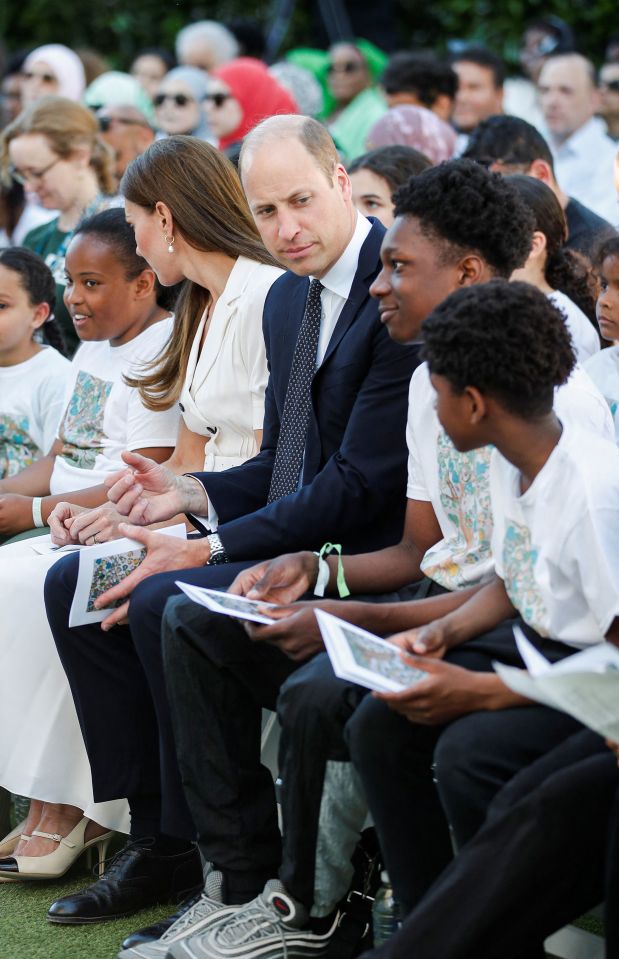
[221,868,273,905]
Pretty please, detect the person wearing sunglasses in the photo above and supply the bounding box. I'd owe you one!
[1,96,117,356]
[324,39,388,164]
[205,57,297,162]
[153,65,211,140]
[600,62,619,141]
[96,105,155,185]
[21,43,85,105]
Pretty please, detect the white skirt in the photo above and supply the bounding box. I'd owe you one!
[0,536,130,833]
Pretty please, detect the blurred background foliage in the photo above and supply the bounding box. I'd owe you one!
[1,0,616,67]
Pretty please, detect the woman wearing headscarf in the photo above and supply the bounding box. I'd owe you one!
[365,104,457,165]
[153,65,211,140]
[324,39,388,163]
[205,57,298,161]
[21,44,86,105]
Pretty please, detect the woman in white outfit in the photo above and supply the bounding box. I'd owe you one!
[0,139,283,881]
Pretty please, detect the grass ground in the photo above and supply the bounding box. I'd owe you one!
[0,858,173,959]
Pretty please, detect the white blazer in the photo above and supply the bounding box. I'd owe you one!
[179,255,284,471]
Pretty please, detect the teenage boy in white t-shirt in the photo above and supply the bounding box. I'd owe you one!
[346,278,619,921]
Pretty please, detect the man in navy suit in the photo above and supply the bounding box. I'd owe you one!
[43,116,419,932]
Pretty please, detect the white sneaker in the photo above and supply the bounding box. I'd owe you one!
[118,869,237,959]
[168,879,337,959]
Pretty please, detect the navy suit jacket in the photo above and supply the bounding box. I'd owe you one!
[192,219,421,560]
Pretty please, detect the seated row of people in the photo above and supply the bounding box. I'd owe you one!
[0,117,616,959]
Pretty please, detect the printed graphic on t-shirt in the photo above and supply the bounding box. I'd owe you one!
[0,414,41,478]
[502,520,548,635]
[58,370,113,470]
[421,432,493,588]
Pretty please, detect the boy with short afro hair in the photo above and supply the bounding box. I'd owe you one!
[347,279,619,923]
[391,157,533,277]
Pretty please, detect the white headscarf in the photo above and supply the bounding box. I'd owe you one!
[23,44,86,102]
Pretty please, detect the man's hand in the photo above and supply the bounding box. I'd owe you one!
[105,451,193,525]
[388,620,452,660]
[228,551,319,604]
[607,739,619,765]
[243,600,327,661]
[0,493,34,536]
[96,523,210,630]
[374,656,496,725]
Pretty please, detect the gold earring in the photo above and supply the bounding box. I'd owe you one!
[164,233,175,254]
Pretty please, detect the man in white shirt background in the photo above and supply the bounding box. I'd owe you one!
[538,53,619,225]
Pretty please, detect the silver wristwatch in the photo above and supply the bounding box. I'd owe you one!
[206,532,229,565]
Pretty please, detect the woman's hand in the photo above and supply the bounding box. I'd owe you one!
[67,502,129,545]
[48,502,89,545]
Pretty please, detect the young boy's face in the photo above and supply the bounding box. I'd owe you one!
[597,253,619,342]
[370,215,466,344]
[430,372,484,452]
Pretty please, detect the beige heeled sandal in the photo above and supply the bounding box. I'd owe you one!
[0,817,113,881]
[0,820,30,858]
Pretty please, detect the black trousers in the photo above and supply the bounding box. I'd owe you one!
[43,551,258,840]
[362,728,619,959]
[162,597,371,907]
[344,618,584,915]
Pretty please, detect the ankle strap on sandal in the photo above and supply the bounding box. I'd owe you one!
[31,829,75,847]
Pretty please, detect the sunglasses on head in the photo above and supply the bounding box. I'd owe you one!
[601,80,619,94]
[204,92,232,108]
[22,70,56,83]
[154,92,195,107]
[327,61,363,75]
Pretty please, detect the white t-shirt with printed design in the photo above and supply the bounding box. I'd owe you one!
[490,423,619,648]
[0,346,70,479]
[49,317,179,495]
[406,362,614,591]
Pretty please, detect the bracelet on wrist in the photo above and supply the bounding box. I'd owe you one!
[313,542,350,598]
[31,497,45,529]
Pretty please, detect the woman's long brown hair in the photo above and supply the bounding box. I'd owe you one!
[121,136,279,410]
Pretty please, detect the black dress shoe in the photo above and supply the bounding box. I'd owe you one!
[120,889,203,949]
[47,838,202,925]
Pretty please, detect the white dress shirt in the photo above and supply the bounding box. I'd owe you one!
[550,117,619,226]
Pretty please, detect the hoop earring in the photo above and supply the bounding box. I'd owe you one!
[164,233,175,254]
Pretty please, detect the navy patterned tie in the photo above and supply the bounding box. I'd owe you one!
[267,278,324,503]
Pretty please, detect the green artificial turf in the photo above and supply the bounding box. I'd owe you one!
[0,859,173,959]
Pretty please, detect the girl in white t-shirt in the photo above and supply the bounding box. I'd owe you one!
[508,174,601,363]
[0,209,179,539]
[0,248,69,480]
[0,208,180,873]
[585,236,619,441]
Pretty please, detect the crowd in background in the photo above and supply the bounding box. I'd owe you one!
[0,11,618,959]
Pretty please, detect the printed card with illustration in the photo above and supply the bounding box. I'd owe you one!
[69,524,187,627]
[494,625,619,741]
[175,581,278,625]
[315,609,428,693]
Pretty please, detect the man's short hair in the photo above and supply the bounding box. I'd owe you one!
[240,115,339,183]
[381,53,458,106]
[450,46,506,88]
[392,158,534,277]
[463,115,555,174]
[421,279,575,418]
